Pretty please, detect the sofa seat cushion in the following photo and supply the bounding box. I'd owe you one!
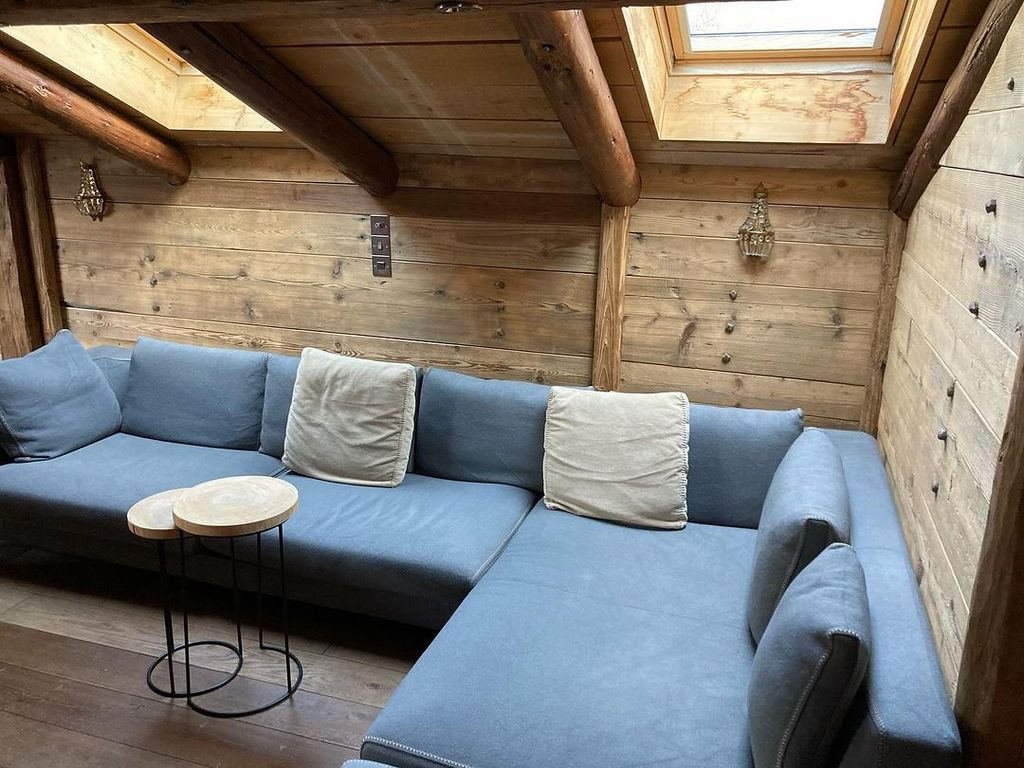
[203,472,537,609]
[362,506,758,768]
[0,433,285,541]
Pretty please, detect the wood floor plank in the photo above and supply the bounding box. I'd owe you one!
[0,710,201,768]
[1,591,403,708]
[0,663,356,768]
[0,623,378,751]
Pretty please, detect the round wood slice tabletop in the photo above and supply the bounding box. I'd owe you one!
[127,488,190,540]
[173,476,298,538]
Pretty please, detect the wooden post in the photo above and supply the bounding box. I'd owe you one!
[859,212,908,434]
[956,339,1024,767]
[0,153,42,359]
[890,0,1024,219]
[513,10,641,207]
[591,203,631,390]
[143,23,398,197]
[0,0,773,24]
[15,137,63,341]
[0,44,190,185]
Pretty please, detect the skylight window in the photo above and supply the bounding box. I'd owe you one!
[673,0,902,60]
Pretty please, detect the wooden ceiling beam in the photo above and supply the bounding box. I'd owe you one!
[0,44,190,184]
[143,23,398,197]
[0,0,765,24]
[513,10,640,207]
[890,0,1023,219]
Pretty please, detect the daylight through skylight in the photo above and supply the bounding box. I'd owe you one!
[683,0,888,53]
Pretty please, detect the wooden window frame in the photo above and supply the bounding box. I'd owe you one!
[666,0,908,63]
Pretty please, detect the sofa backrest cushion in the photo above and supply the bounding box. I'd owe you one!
[747,428,850,642]
[748,543,870,768]
[686,404,804,528]
[259,353,301,458]
[121,337,269,450]
[415,368,550,493]
[87,345,132,405]
[0,330,122,461]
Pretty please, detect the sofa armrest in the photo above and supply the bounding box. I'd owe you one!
[824,430,961,768]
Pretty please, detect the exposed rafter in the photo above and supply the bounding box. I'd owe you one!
[890,0,1024,219]
[0,44,191,185]
[0,0,766,24]
[513,10,640,207]
[143,23,398,197]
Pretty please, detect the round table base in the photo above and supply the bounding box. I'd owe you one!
[185,644,304,718]
[146,640,242,699]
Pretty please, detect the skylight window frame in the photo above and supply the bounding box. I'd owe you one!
[667,0,907,63]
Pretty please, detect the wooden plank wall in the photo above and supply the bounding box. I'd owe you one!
[47,138,601,386]
[617,167,892,429]
[44,136,892,428]
[876,4,1024,690]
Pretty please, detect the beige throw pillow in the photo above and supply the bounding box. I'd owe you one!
[283,348,416,487]
[543,388,689,529]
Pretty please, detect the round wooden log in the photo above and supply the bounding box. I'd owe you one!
[0,0,774,25]
[513,10,641,207]
[0,44,190,185]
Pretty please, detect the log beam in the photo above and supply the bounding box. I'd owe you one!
[0,0,767,24]
[0,153,42,359]
[890,0,1024,219]
[956,338,1024,768]
[591,203,631,390]
[513,10,640,207]
[0,44,190,185]
[143,23,398,197]
[15,137,63,341]
[859,212,907,434]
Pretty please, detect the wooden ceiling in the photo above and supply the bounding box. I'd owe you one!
[0,0,993,172]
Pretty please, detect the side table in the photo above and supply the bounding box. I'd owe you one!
[127,488,242,699]
[173,475,303,718]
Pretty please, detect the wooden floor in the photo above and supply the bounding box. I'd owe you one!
[0,546,435,768]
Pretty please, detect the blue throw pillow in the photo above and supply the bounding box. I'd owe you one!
[747,429,850,643]
[0,330,121,460]
[748,543,871,768]
[415,368,551,493]
[259,353,301,458]
[121,337,269,450]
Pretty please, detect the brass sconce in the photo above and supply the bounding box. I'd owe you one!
[74,162,107,221]
[738,183,775,259]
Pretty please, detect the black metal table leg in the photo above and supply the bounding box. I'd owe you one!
[182,526,303,718]
[147,535,241,700]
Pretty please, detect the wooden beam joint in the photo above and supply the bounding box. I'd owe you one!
[0,42,190,185]
[142,22,398,197]
[514,10,641,207]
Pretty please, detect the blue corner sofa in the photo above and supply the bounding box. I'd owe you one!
[0,336,960,768]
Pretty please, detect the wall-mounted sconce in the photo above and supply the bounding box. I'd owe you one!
[738,183,775,259]
[74,162,107,221]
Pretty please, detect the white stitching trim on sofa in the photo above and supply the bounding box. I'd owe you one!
[363,736,476,768]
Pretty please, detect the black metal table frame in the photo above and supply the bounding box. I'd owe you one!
[147,524,303,718]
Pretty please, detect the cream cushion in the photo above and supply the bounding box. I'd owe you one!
[283,348,416,487]
[542,388,690,529]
